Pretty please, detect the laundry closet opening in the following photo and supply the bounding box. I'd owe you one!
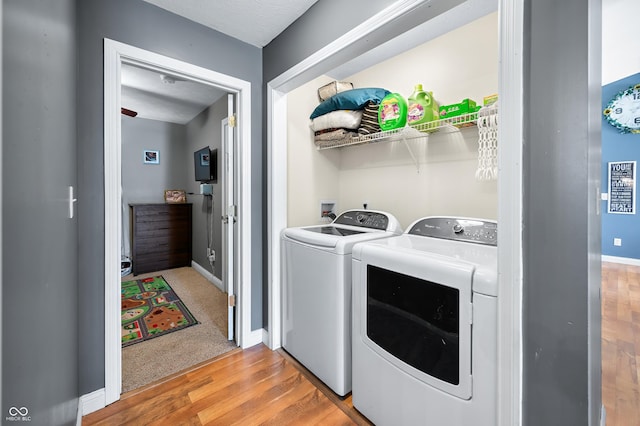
[272,6,501,424]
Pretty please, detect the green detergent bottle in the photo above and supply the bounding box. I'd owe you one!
[378,93,407,131]
[407,84,439,129]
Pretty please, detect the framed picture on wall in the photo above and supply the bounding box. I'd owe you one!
[607,161,636,214]
[164,189,187,204]
[143,150,160,164]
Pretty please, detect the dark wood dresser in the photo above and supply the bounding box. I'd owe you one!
[130,203,192,275]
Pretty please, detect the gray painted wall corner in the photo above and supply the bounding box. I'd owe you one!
[522,0,602,424]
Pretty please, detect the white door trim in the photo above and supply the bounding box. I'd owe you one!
[104,38,253,406]
[497,0,524,424]
[266,1,524,425]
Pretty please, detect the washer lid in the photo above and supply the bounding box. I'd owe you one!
[281,210,403,255]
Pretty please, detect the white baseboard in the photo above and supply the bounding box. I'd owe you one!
[191,260,224,292]
[602,255,640,266]
[242,328,265,349]
[78,388,106,420]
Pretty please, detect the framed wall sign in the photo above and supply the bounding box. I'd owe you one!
[143,150,160,164]
[608,161,636,214]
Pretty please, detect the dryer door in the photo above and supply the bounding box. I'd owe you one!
[356,245,474,400]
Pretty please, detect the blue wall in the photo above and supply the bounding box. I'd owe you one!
[601,72,640,259]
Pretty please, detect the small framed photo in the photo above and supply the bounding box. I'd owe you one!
[164,189,187,204]
[143,150,160,164]
[200,152,210,166]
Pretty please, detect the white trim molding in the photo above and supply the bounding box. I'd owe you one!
[497,0,524,425]
[601,255,640,266]
[104,38,252,405]
[78,388,106,418]
[191,260,224,292]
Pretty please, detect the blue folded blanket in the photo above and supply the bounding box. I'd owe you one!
[310,87,390,119]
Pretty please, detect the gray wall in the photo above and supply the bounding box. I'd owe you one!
[522,0,602,424]
[77,0,263,396]
[121,117,188,260]
[263,0,389,82]
[186,98,228,280]
[122,117,188,206]
[2,0,79,424]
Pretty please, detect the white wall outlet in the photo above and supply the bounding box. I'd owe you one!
[601,193,608,201]
[613,238,622,247]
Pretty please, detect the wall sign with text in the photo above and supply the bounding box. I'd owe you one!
[608,161,636,214]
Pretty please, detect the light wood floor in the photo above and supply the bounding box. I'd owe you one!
[602,262,640,426]
[84,262,638,425]
[82,344,371,425]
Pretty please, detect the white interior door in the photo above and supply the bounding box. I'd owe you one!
[222,93,237,341]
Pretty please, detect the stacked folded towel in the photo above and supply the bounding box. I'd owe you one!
[309,87,390,147]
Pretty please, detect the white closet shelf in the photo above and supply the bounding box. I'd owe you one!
[315,107,497,150]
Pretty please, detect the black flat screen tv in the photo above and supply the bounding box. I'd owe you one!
[194,146,217,183]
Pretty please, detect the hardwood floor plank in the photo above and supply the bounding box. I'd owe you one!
[602,262,640,426]
[194,362,301,422]
[198,372,315,424]
[188,351,284,402]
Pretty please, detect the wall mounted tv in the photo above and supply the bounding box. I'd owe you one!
[194,146,217,183]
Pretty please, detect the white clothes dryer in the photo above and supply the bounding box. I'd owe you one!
[351,216,498,426]
[281,210,402,396]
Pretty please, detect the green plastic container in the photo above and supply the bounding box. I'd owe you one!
[378,93,407,131]
[439,98,478,119]
[407,84,439,127]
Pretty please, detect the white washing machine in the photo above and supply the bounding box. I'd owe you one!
[281,210,402,396]
[351,216,498,426]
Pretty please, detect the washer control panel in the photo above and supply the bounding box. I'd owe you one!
[334,210,390,230]
[408,217,497,246]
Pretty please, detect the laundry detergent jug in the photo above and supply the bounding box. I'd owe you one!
[378,93,407,131]
[407,84,439,129]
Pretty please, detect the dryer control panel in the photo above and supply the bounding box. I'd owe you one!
[408,217,497,246]
[334,210,390,230]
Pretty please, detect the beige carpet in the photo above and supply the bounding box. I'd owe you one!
[121,266,237,393]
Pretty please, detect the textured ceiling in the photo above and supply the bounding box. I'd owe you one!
[121,63,227,124]
[142,0,320,47]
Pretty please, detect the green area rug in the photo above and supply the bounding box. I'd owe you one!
[121,276,198,347]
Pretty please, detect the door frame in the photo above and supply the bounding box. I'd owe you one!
[266,1,524,425]
[104,38,254,405]
[221,108,237,341]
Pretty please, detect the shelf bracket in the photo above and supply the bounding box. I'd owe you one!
[401,136,421,172]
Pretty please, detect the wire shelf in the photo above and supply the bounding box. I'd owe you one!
[314,108,489,150]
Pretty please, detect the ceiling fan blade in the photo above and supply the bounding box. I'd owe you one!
[121,107,138,117]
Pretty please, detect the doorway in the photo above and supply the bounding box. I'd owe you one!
[119,64,238,392]
[104,39,254,405]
